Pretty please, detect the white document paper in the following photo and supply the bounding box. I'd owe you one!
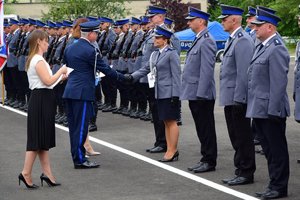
[67,67,74,76]
[52,74,63,88]
[99,72,105,78]
[147,72,155,88]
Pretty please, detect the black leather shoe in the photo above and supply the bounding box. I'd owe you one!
[146,146,156,152]
[74,160,100,169]
[222,176,238,184]
[149,146,166,153]
[227,176,253,186]
[88,123,97,132]
[261,190,287,199]
[255,188,271,197]
[193,162,215,173]
[187,162,202,171]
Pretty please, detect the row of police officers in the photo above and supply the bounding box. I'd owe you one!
[2,3,300,199]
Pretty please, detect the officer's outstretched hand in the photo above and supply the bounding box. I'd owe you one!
[123,74,133,84]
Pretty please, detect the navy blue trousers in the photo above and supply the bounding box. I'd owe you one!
[65,99,94,165]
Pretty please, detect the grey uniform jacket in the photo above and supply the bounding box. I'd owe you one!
[17,32,30,71]
[132,46,181,99]
[181,28,216,100]
[219,27,255,106]
[98,28,116,64]
[112,32,125,70]
[52,35,67,74]
[118,31,133,72]
[246,35,290,118]
[7,29,20,68]
[294,41,300,120]
[127,30,144,73]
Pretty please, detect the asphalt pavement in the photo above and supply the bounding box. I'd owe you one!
[0,61,299,200]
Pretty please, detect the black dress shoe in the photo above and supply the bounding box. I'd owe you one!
[146,146,156,152]
[222,176,238,184]
[158,151,179,162]
[255,188,271,197]
[74,160,100,169]
[149,146,166,153]
[187,162,202,171]
[227,176,253,186]
[88,123,97,132]
[261,190,287,199]
[193,162,215,173]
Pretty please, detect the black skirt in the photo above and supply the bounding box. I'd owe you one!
[157,98,180,121]
[27,89,56,151]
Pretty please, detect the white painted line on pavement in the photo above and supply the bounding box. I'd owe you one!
[0,104,259,200]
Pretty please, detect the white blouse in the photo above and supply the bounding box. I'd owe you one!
[27,54,54,89]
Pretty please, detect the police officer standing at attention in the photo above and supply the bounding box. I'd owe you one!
[63,20,129,169]
[97,17,117,113]
[218,4,256,186]
[6,19,20,107]
[247,8,290,199]
[181,7,218,174]
[293,9,300,164]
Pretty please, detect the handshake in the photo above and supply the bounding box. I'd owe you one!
[123,74,134,84]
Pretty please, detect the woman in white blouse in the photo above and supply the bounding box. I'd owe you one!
[18,30,67,189]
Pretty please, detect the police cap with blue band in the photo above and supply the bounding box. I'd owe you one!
[115,18,130,26]
[101,17,114,24]
[256,6,276,14]
[130,17,141,25]
[245,6,256,17]
[28,18,36,26]
[185,6,210,20]
[9,18,19,25]
[164,17,173,25]
[87,16,98,21]
[19,18,29,25]
[251,8,281,26]
[154,26,173,39]
[218,4,244,19]
[47,20,56,28]
[36,20,46,27]
[80,20,101,32]
[140,16,149,25]
[63,20,73,27]
[146,6,167,17]
[56,22,63,28]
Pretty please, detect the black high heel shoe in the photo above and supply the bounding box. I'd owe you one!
[158,151,179,162]
[18,173,39,189]
[40,173,61,187]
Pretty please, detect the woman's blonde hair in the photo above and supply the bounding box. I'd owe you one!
[25,30,49,71]
[72,18,88,39]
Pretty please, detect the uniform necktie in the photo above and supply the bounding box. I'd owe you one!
[257,43,264,53]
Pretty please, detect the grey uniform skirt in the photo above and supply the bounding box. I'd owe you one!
[27,88,56,151]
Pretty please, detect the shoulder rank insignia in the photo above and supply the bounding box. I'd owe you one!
[274,39,282,46]
[238,32,243,38]
[204,33,209,38]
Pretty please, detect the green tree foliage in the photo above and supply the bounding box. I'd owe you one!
[41,0,130,21]
[207,0,300,36]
